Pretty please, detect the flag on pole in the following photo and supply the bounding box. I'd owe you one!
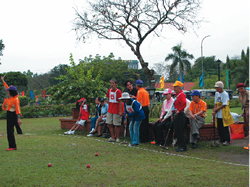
[30,90,34,100]
[199,72,204,88]
[160,76,164,89]
[226,69,229,88]
[43,90,45,98]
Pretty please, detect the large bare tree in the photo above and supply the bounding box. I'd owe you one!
[73,0,202,87]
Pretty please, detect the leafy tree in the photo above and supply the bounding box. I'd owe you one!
[82,53,129,87]
[73,0,202,87]
[185,56,218,83]
[48,54,107,105]
[0,72,28,102]
[230,47,249,87]
[165,43,194,79]
[48,64,69,86]
[0,39,4,56]
[0,39,5,64]
[0,72,28,91]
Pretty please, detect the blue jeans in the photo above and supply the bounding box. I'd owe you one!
[129,121,142,145]
[90,117,98,131]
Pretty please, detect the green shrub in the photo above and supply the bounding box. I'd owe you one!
[149,103,162,118]
[19,96,29,106]
[203,98,241,109]
[0,103,74,119]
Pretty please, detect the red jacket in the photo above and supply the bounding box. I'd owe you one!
[174,90,186,112]
[79,104,89,120]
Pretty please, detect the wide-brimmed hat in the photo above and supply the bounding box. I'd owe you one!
[214,81,224,89]
[190,90,200,96]
[172,81,183,87]
[119,92,131,100]
[78,98,86,102]
[6,85,17,91]
[162,88,172,95]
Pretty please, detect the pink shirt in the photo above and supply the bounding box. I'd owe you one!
[160,97,174,119]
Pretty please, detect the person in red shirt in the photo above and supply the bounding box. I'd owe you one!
[1,75,22,151]
[106,79,122,142]
[64,98,89,135]
[172,81,187,152]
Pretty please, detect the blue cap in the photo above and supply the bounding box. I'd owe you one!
[190,90,200,96]
[135,80,143,85]
[6,85,17,91]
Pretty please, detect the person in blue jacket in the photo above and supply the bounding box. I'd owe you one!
[119,92,145,147]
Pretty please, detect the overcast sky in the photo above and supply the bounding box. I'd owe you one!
[0,0,249,75]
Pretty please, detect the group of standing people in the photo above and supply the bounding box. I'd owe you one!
[104,79,150,146]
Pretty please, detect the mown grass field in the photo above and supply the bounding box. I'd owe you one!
[0,115,249,186]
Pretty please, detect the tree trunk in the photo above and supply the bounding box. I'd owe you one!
[134,47,155,104]
[135,45,155,88]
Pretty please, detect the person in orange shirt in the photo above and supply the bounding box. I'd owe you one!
[132,80,150,143]
[189,90,207,149]
[1,75,22,151]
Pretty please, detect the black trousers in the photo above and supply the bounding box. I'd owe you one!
[152,117,172,144]
[173,111,186,149]
[217,118,230,142]
[140,106,149,142]
[15,122,23,134]
[7,111,17,148]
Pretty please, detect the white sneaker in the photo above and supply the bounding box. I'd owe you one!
[116,138,120,143]
[89,129,95,133]
[107,137,116,142]
[128,143,135,147]
[70,131,75,135]
[64,131,71,135]
[87,134,94,137]
[172,138,177,147]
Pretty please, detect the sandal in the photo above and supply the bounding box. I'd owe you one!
[97,134,102,137]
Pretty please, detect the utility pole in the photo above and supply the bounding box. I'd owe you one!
[201,35,211,89]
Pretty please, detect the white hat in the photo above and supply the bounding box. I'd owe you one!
[119,92,131,100]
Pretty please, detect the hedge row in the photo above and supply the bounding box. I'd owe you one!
[0,104,75,119]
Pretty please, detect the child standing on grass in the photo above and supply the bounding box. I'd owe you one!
[64,98,89,135]
[106,79,122,142]
[1,75,22,151]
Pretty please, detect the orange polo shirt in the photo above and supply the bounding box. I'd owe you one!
[2,82,21,115]
[136,87,150,107]
[189,99,207,117]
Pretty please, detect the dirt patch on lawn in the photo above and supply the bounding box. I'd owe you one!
[217,138,249,165]
[218,152,249,165]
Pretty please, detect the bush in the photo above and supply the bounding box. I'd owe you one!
[0,103,75,119]
[203,98,241,109]
[149,103,162,118]
[19,96,29,107]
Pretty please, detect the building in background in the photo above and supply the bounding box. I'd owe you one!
[123,60,139,69]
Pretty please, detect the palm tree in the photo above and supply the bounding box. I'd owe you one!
[165,43,194,81]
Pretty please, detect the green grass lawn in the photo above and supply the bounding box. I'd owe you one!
[0,115,249,186]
